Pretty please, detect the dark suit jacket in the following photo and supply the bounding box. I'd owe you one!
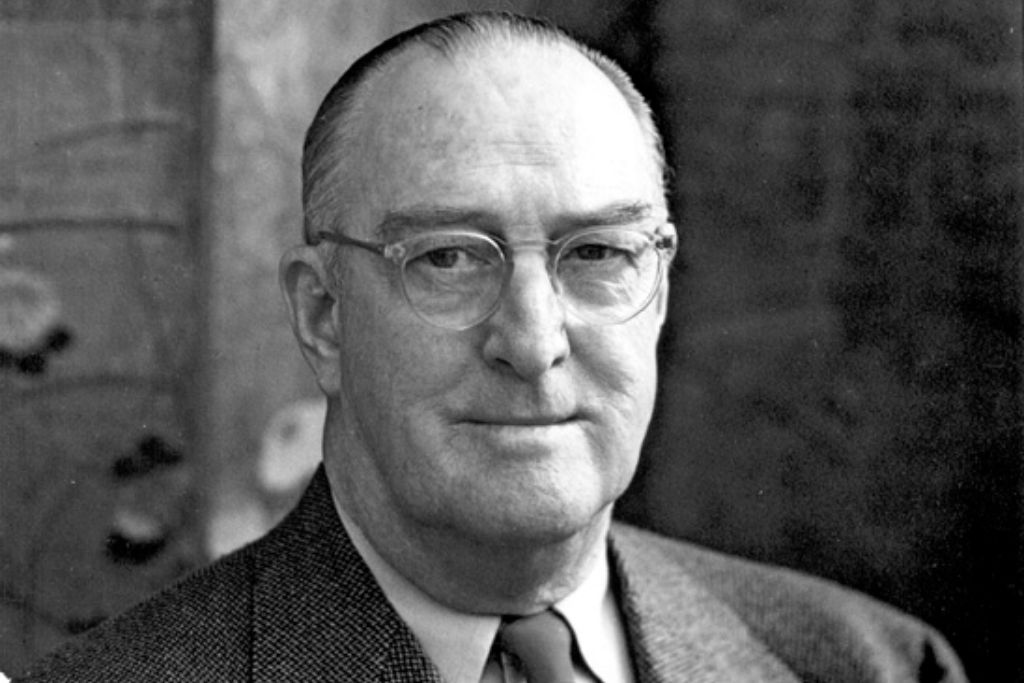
[17,468,966,682]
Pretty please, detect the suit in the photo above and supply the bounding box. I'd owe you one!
[17,467,965,682]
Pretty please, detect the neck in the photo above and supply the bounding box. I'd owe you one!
[392,510,611,615]
[323,446,611,615]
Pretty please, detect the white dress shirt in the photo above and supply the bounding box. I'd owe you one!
[335,503,635,683]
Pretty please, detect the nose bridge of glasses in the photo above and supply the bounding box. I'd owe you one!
[503,237,556,262]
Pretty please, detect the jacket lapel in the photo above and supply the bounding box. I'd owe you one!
[610,525,800,683]
[250,468,443,682]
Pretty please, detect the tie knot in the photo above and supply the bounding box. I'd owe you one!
[498,610,575,683]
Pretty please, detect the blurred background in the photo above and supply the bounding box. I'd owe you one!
[0,0,1020,679]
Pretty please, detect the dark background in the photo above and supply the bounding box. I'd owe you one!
[1,1,1020,680]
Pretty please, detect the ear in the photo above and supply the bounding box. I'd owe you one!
[280,245,343,395]
[653,276,670,330]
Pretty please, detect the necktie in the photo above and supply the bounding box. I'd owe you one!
[498,609,576,683]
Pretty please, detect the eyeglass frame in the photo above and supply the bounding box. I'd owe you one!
[313,223,678,330]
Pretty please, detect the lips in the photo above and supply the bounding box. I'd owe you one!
[459,402,585,426]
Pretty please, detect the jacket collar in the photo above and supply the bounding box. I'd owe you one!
[610,525,800,683]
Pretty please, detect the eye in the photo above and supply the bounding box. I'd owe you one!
[405,235,502,274]
[562,233,643,265]
[557,230,655,282]
[423,247,465,269]
[565,243,624,262]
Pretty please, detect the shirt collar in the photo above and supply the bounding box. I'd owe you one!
[554,551,634,683]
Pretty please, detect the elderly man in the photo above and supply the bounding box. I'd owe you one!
[18,11,965,683]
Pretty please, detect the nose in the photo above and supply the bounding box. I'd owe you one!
[481,252,570,380]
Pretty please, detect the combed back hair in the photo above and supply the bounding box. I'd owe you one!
[301,10,667,244]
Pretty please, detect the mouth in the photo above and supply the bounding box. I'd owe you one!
[462,414,579,428]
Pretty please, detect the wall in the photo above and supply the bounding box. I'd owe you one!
[0,0,210,671]
[594,2,1023,680]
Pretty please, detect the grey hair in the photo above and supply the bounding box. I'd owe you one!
[301,11,667,245]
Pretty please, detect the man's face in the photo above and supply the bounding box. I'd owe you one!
[324,43,669,546]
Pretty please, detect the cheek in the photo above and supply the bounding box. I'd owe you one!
[575,321,661,463]
[584,319,660,408]
[336,290,469,432]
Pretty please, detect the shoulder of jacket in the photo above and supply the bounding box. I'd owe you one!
[609,522,965,682]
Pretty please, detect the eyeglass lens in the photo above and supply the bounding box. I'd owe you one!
[398,229,665,330]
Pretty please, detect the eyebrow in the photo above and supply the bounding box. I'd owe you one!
[557,201,658,229]
[374,201,659,240]
[375,207,501,239]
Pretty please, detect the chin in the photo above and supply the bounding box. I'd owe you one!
[450,495,613,550]
[411,432,629,547]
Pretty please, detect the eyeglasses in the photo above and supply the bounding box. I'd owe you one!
[314,224,677,330]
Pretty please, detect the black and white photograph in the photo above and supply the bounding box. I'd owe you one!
[1,1,1020,681]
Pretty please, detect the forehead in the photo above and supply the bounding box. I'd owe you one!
[343,41,662,231]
